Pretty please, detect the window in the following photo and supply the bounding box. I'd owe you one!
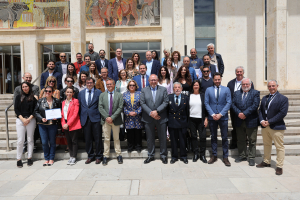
[109,42,161,60]
[41,44,71,71]
[194,0,215,27]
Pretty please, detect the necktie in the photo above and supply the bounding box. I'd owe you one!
[242,92,247,104]
[88,90,92,105]
[216,87,219,101]
[142,76,145,88]
[109,92,113,116]
[176,96,179,106]
[266,94,273,109]
[152,88,156,102]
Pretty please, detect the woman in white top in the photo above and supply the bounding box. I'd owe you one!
[171,50,183,70]
[189,80,208,163]
[89,63,100,82]
[62,63,78,89]
[74,71,88,92]
[158,66,173,94]
[115,69,131,94]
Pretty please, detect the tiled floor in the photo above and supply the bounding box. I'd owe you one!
[0,156,300,199]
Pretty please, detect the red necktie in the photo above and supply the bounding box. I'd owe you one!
[142,76,145,88]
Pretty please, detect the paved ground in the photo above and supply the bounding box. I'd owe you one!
[0,156,300,200]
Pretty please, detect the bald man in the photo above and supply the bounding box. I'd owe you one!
[189,48,204,71]
[141,51,161,77]
[55,52,70,76]
[14,72,39,103]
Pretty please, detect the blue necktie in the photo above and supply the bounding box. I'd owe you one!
[242,92,247,104]
[216,87,219,101]
[88,90,92,105]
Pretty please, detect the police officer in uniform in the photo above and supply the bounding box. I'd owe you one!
[167,82,190,164]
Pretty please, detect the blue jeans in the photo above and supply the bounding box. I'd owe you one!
[209,120,228,158]
[39,124,57,160]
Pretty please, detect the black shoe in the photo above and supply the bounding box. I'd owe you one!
[170,158,178,164]
[27,159,33,166]
[249,159,255,166]
[144,157,155,164]
[193,154,199,162]
[161,157,168,164]
[17,160,23,168]
[229,144,237,149]
[200,156,207,163]
[117,156,123,164]
[102,157,108,166]
[235,157,247,163]
[180,158,188,164]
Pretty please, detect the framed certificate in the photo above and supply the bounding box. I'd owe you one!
[45,108,62,120]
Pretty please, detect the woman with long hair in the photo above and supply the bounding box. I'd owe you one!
[174,66,192,96]
[151,50,160,61]
[89,63,100,82]
[125,58,139,79]
[39,76,60,99]
[171,51,183,70]
[158,66,173,94]
[132,53,141,70]
[14,82,38,167]
[62,63,78,88]
[164,57,177,80]
[74,71,88,92]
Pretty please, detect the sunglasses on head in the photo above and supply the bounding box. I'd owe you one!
[45,90,52,93]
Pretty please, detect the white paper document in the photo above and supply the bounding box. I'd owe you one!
[45,108,62,120]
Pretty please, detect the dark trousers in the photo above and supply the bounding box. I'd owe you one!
[82,117,103,160]
[65,128,79,158]
[169,127,187,159]
[236,121,258,159]
[189,117,206,156]
[127,128,142,151]
[230,108,237,145]
[145,121,167,158]
[209,120,228,158]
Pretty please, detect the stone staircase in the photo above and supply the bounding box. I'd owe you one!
[0,90,300,160]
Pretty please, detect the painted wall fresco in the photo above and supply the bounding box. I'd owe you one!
[86,0,160,27]
[0,0,70,29]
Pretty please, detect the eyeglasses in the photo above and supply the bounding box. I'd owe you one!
[129,85,136,87]
[66,80,74,83]
[45,90,52,93]
[203,70,210,73]
[49,80,56,83]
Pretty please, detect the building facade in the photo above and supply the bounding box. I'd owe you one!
[0,0,299,94]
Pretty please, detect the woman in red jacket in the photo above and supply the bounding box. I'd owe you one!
[61,87,81,165]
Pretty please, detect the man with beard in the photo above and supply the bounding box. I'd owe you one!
[199,54,217,78]
[74,53,86,74]
[79,55,92,73]
[84,43,100,61]
[14,72,39,103]
[199,66,214,94]
[41,60,62,90]
[55,53,70,76]
[95,49,109,74]
[231,78,260,166]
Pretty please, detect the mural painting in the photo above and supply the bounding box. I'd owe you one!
[86,0,160,27]
[0,0,70,29]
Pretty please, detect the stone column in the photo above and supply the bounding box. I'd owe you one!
[70,0,86,63]
[267,0,287,88]
[184,0,195,56]
[172,0,185,54]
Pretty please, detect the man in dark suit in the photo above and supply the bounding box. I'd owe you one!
[78,77,103,165]
[231,78,260,166]
[95,49,109,74]
[54,53,69,76]
[207,43,225,75]
[108,48,127,83]
[168,82,189,164]
[133,64,149,91]
[227,66,254,149]
[141,51,161,76]
[257,80,288,175]
[40,60,62,90]
[205,72,232,166]
[141,74,169,164]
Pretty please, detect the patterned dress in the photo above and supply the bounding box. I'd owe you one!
[123,91,143,129]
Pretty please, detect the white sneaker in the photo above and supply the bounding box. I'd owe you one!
[70,158,76,165]
[67,158,72,165]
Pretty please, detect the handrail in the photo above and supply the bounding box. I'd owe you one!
[5,68,49,152]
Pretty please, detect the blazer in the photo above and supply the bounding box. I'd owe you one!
[98,91,123,125]
[207,52,224,75]
[141,59,161,75]
[227,78,255,98]
[167,94,189,129]
[123,91,144,129]
[34,97,61,125]
[95,58,109,73]
[40,71,62,90]
[189,67,198,82]
[188,93,208,120]
[95,78,106,92]
[231,89,260,128]
[204,85,232,121]
[133,75,149,91]
[78,88,102,126]
[258,92,289,130]
[55,61,70,75]
[108,57,127,82]
[140,85,169,124]
[61,98,82,131]
[115,79,131,93]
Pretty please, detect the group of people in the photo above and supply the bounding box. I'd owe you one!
[14,43,288,175]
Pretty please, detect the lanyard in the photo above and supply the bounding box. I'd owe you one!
[265,92,278,111]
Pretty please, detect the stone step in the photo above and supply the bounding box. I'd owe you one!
[1,144,300,160]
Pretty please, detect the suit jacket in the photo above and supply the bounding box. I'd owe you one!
[207,52,225,75]
[141,59,161,75]
[123,91,143,129]
[140,85,168,124]
[61,98,82,131]
[40,71,62,90]
[231,89,260,128]
[227,78,255,98]
[205,85,232,121]
[168,94,189,129]
[55,61,70,75]
[108,57,127,82]
[78,88,102,126]
[95,58,109,73]
[98,91,123,125]
[258,92,289,130]
[133,75,149,91]
[95,78,106,92]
